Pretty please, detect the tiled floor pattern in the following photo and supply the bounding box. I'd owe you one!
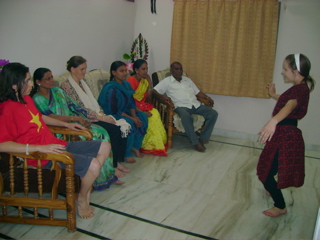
[1,134,320,240]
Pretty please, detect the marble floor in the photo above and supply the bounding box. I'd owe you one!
[1,134,320,240]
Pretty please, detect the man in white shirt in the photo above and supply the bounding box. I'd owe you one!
[153,62,218,152]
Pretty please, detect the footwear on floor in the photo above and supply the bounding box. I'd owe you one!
[199,138,207,149]
[195,143,206,152]
[199,138,209,145]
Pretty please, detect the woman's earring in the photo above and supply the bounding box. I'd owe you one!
[38,84,41,86]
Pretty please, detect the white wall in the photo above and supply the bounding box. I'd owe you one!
[1,0,319,149]
[0,0,136,74]
[134,0,320,150]
[133,0,174,74]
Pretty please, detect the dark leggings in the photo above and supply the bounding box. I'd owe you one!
[95,121,127,167]
[263,150,286,209]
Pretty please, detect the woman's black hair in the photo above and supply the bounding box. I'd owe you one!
[109,61,126,81]
[285,53,315,91]
[66,56,86,72]
[133,59,147,74]
[29,68,51,97]
[0,62,29,104]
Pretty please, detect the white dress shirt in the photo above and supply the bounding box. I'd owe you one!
[154,75,201,109]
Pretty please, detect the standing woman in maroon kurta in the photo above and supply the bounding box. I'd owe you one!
[257,53,315,217]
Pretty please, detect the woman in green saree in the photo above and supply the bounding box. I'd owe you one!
[31,68,125,190]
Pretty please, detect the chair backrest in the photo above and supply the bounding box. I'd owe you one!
[53,69,110,100]
[151,68,169,87]
[151,67,187,87]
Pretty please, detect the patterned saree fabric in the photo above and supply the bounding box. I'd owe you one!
[128,77,167,156]
[33,87,117,191]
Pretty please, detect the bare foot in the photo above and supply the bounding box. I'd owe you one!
[132,148,144,158]
[125,157,137,164]
[115,180,125,185]
[117,163,130,173]
[77,199,94,219]
[89,206,94,213]
[262,207,287,217]
[115,168,126,178]
[86,188,94,214]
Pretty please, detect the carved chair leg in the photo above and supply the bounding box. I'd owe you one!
[65,164,76,232]
[167,130,173,148]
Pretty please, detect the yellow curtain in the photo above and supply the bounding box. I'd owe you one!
[171,0,279,98]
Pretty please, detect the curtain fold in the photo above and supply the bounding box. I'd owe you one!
[171,0,279,98]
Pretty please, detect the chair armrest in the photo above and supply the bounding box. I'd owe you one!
[7,151,76,165]
[152,94,175,109]
[48,126,93,140]
[197,96,214,108]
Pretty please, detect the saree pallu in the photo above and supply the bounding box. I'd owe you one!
[98,80,148,157]
[33,87,116,191]
[127,77,167,156]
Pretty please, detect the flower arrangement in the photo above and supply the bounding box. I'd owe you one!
[123,50,137,74]
[123,33,149,75]
[0,59,10,72]
[123,49,138,63]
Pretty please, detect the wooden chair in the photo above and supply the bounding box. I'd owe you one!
[151,68,213,148]
[0,126,93,232]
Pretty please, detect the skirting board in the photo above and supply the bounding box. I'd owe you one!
[212,129,320,152]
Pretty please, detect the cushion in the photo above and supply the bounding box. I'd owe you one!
[156,68,171,81]
[98,79,108,93]
[53,69,110,100]
[155,68,187,83]
[173,113,205,133]
[54,72,70,86]
[85,69,110,99]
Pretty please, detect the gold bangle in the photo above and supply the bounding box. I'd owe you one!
[70,116,74,122]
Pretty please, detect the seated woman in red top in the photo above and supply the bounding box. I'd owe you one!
[0,62,110,219]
